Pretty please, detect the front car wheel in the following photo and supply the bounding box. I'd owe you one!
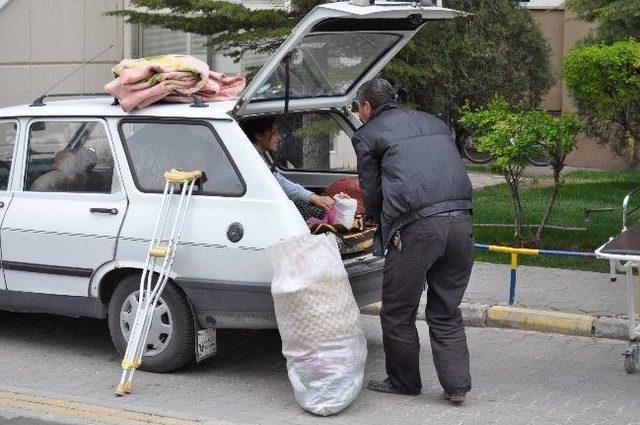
[108,274,196,373]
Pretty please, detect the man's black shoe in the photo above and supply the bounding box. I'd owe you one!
[443,390,467,404]
[367,378,420,396]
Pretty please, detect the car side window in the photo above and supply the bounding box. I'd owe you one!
[119,120,245,197]
[26,121,116,194]
[0,121,17,190]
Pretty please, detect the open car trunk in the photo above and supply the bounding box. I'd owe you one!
[232,0,467,306]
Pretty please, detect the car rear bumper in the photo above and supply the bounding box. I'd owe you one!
[175,255,384,330]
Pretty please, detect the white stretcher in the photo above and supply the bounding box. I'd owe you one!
[595,187,640,373]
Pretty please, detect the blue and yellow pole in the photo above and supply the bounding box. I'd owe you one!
[475,245,540,305]
[509,253,518,305]
[474,244,596,304]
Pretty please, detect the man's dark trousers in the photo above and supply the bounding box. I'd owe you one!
[380,211,474,394]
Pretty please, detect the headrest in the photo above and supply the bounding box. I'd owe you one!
[53,148,98,172]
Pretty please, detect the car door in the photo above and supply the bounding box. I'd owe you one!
[1,118,127,296]
[231,1,468,117]
[0,119,20,291]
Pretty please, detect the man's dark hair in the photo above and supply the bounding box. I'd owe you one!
[239,117,275,143]
[355,78,396,110]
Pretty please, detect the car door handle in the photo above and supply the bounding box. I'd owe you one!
[0,201,4,209]
[90,207,118,215]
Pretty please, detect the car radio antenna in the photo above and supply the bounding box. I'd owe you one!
[31,44,114,106]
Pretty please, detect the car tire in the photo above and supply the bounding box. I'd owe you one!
[108,273,196,373]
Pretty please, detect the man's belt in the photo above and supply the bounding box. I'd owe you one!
[430,209,470,217]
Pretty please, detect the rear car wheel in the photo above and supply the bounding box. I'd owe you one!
[108,273,195,373]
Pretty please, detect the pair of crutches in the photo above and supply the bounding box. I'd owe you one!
[115,169,202,396]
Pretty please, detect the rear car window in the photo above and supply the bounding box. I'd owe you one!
[254,33,401,101]
[119,120,245,196]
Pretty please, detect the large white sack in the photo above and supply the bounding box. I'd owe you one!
[266,234,367,416]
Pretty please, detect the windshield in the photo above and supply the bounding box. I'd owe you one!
[253,32,402,101]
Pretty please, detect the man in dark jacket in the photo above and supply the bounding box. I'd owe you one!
[352,78,474,403]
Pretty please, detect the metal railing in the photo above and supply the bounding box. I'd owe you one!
[475,244,596,305]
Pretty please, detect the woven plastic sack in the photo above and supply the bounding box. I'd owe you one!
[266,234,367,416]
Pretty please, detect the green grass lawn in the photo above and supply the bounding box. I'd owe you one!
[473,169,640,272]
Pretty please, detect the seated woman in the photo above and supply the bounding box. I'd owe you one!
[241,117,335,213]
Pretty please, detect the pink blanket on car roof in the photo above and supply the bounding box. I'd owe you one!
[104,55,246,112]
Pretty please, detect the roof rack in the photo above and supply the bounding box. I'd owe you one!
[166,93,209,108]
[30,92,115,107]
[30,92,209,108]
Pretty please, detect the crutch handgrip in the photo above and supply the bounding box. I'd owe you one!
[149,246,170,258]
[164,169,203,184]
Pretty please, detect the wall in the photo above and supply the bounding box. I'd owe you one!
[0,0,127,107]
[528,5,630,170]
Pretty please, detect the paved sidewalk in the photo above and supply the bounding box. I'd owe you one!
[360,261,634,339]
[467,172,503,190]
[462,262,628,318]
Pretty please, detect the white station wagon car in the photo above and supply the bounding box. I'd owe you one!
[0,1,466,372]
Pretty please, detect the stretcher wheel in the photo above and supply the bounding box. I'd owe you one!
[623,343,640,374]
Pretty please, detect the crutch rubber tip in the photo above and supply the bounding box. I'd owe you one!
[115,384,126,396]
[124,381,133,394]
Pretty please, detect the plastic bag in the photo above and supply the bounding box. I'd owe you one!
[266,234,367,416]
[333,197,358,228]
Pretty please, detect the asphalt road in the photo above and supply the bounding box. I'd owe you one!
[0,311,639,424]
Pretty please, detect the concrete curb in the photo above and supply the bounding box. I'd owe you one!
[361,302,631,340]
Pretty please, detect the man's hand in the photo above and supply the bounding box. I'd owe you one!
[309,194,335,211]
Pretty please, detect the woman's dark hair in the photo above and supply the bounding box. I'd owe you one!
[239,117,275,143]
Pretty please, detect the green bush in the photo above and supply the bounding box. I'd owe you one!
[460,98,581,244]
[563,41,640,168]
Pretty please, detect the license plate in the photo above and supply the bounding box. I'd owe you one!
[196,328,217,362]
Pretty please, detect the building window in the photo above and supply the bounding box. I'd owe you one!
[138,26,209,65]
[133,24,269,75]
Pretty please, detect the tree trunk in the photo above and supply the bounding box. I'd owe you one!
[301,114,330,170]
[629,133,640,171]
[535,170,560,243]
[505,172,524,244]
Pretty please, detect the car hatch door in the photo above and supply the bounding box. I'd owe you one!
[231,0,468,117]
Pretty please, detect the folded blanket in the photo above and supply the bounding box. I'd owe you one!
[309,216,377,255]
[105,55,246,112]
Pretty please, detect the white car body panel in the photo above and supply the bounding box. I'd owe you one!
[107,118,308,284]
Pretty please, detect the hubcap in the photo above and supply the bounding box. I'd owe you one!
[120,290,173,357]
